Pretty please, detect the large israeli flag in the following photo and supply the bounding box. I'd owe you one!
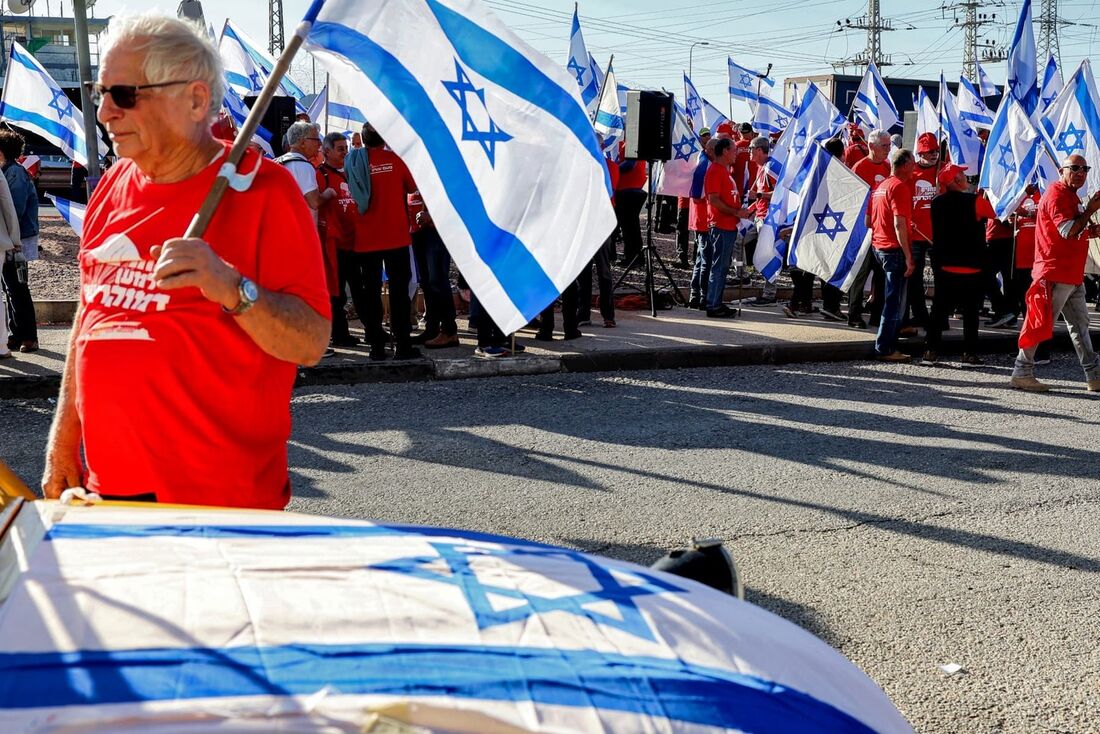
[788,143,873,292]
[304,0,615,334]
[1007,0,1040,117]
[567,7,599,115]
[222,85,275,156]
[0,42,106,166]
[754,93,793,135]
[683,72,705,132]
[221,20,307,112]
[45,193,85,237]
[322,78,368,136]
[940,74,983,175]
[851,62,900,132]
[593,64,625,155]
[915,86,939,138]
[1040,59,1100,194]
[957,76,994,130]
[977,62,999,97]
[0,501,913,733]
[1040,54,1063,110]
[728,56,774,104]
[654,105,703,198]
[703,96,730,131]
[979,95,1043,218]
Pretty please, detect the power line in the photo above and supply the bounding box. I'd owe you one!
[940,1,1007,82]
[832,0,895,72]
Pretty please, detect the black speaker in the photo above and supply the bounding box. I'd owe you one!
[244,95,297,157]
[624,90,673,161]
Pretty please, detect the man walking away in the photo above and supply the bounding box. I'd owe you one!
[868,148,917,361]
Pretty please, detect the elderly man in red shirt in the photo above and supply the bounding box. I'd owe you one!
[847,128,893,329]
[868,148,917,361]
[42,15,330,508]
[1011,154,1100,392]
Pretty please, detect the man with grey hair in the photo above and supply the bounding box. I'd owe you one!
[847,128,893,329]
[1011,153,1100,392]
[42,15,331,508]
[279,120,333,221]
[867,147,917,361]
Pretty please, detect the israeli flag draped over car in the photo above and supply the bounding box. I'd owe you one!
[0,42,107,166]
[0,500,913,733]
[303,0,615,334]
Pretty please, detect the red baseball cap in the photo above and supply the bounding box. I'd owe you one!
[716,121,735,137]
[937,163,967,187]
[916,132,939,154]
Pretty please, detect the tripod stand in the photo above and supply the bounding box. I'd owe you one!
[612,161,687,317]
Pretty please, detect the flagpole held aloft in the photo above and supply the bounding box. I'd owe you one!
[590,54,614,125]
[184,19,312,239]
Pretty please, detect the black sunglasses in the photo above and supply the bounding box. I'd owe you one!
[1062,164,1091,173]
[83,80,191,109]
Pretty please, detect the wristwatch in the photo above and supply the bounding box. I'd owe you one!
[223,275,259,316]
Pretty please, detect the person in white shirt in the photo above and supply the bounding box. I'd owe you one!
[276,121,333,219]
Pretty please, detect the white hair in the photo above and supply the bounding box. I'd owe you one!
[286,121,320,148]
[868,128,891,146]
[101,15,225,120]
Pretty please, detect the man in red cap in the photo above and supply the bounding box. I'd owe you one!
[843,124,869,168]
[1011,154,1100,392]
[906,132,940,332]
[922,164,996,365]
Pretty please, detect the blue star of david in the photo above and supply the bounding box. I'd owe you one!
[793,127,808,155]
[567,56,587,86]
[685,94,701,120]
[369,543,685,642]
[997,143,1016,174]
[672,134,699,161]
[763,201,784,228]
[47,89,73,121]
[813,203,847,241]
[739,72,754,87]
[963,126,976,139]
[1042,94,1056,108]
[1056,123,1087,156]
[443,60,513,168]
[247,71,262,91]
[773,115,789,129]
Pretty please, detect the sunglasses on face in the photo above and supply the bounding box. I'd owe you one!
[83,80,191,109]
[1062,164,1091,173]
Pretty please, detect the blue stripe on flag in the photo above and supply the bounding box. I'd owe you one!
[424,0,611,197]
[830,196,870,287]
[1073,74,1100,157]
[0,105,82,159]
[595,110,623,129]
[329,100,366,123]
[225,70,253,90]
[0,642,876,732]
[689,157,710,199]
[871,72,899,118]
[309,21,559,320]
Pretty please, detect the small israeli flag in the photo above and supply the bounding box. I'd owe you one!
[753,94,793,135]
[703,97,730,131]
[655,105,703,198]
[728,57,774,104]
[1007,0,1040,117]
[1040,59,1100,195]
[788,143,873,292]
[683,72,706,132]
[593,64,625,155]
[304,0,616,334]
[1040,54,1063,110]
[979,95,1043,218]
[851,62,900,132]
[957,77,994,130]
[221,20,307,112]
[914,86,939,138]
[940,74,983,175]
[567,7,599,115]
[0,42,106,166]
[45,194,85,237]
[313,78,367,136]
[306,83,328,124]
[976,62,999,98]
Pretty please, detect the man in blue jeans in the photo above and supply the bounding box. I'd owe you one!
[867,148,916,361]
[704,138,753,318]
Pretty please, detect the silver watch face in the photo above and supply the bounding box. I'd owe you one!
[241,277,259,303]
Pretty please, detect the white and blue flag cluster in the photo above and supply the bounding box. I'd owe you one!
[1040,55,1063,111]
[851,62,900,133]
[728,57,774,104]
[979,95,1043,218]
[1040,59,1100,195]
[0,42,107,166]
[306,79,368,137]
[940,74,983,175]
[303,0,616,335]
[220,19,307,112]
[593,64,625,156]
[957,77,994,130]
[977,61,999,98]
[682,72,706,132]
[914,86,938,139]
[654,104,705,198]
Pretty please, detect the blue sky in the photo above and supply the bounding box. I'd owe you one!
[95,0,1097,119]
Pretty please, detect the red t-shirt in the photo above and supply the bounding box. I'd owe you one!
[909,164,937,242]
[617,158,647,191]
[869,176,913,251]
[732,139,753,194]
[852,157,891,191]
[75,143,331,508]
[1034,181,1090,284]
[704,163,741,231]
[688,196,708,232]
[844,142,869,169]
[985,216,1012,242]
[605,158,620,205]
[316,164,356,296]
[1014,192,1041,270]
[353,148,417,253]
[751,165,775,221]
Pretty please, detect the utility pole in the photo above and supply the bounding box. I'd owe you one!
[73,0,101,184]
[943,1,1005,82]
[832,0,894,72]
[1038,0,1063,70]
[268,0,285,55]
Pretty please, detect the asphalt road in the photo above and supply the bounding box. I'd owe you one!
[3,355,1098,733]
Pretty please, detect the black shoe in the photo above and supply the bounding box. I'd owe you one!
[409,331,438,345]
[746,296,777,307]
[393,346,422,360]
[820,308,845,322]
[706,305,737,318]
[563,330,583,340]
[534,331,554,342]
[687,297,701,310]
[369,344,388,361]
[921,350,938,366]
[782,304,799,318]
[848,318,868,329]
[6,337,17,351]
[960,353,985,366]
[331,335,360,347]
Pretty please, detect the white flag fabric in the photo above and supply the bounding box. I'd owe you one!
[728,57,774,104]
[1040,59,1100,195]
[326,78,368,136]
[567,7,599,115]
[304,0,616,335]
[593,65,625,154]
[654,106,703,198]
[0,42,106,166]
[306,83,328,124]
[851,62,900,132]
[1040,54,1063,111]
[915,86,939,139]
[754,93,793,135]
[683,72,706,132]
[788,143,873,292]
[977,62,998,97]
[979,95,1043,218]
[221,20,307,112]
[0,501,913,733]
[222,85,275,157]
[957,77,994,130]
[940,74,983,175]
[702,97,730,131]
[1007,0,1040,118]
[45,194,85,237]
